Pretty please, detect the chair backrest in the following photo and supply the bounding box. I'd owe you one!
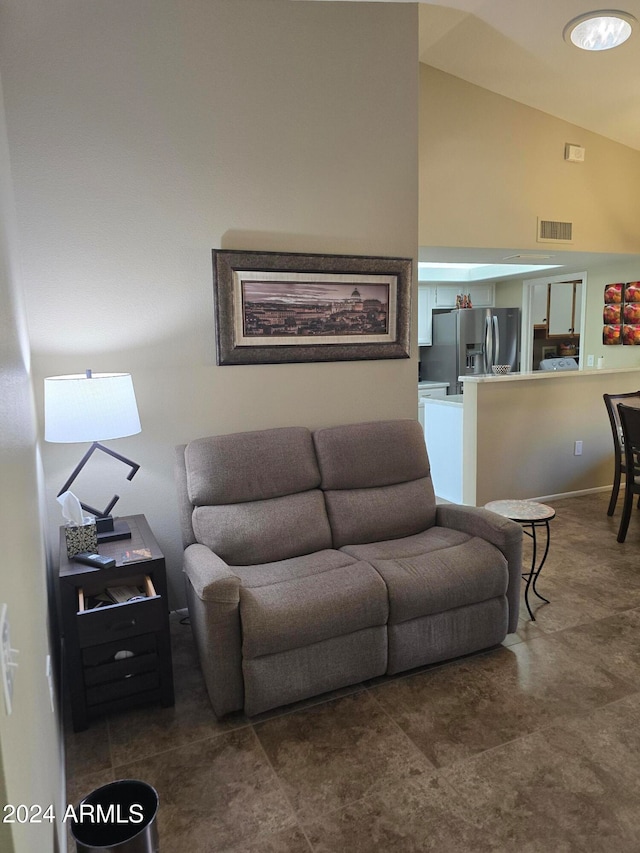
[618,404,640,479]
[603,391,640,456]
[313,419,436,548]
[176,427,333,565]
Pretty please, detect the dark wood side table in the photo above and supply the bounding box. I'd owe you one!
[59,514,175,731]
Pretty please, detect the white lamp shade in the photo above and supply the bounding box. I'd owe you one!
[44,372,142,443]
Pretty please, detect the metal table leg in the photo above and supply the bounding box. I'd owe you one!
[521,519,551,621]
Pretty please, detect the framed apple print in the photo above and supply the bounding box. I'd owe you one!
[624,282,640,344]
[603,282,640,345]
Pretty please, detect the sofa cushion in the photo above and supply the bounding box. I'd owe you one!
[237,556,389,659]
[185,427,320,505]
[314,419,436,548]
[341,528,508,623]
[324,478,436,548]
[313,419,430,490]
[192,490,332,565]
[232,548,357,588]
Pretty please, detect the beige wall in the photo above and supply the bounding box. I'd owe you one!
[420,65,640,254]
[0,71,65,853]
[582,259,640,370]
[462,369,640,506]
[0,0,419,607]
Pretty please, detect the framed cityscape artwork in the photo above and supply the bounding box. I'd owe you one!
[212,249,412,365]
[603,282,640,345]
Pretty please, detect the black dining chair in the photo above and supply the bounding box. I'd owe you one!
[616,403,640,543]
[603,391,640,516]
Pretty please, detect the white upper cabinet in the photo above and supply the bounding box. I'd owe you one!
[417,282,495,346]
[418,285,431,345]
[432,283,495,309]
[573,282,583,333]
[548,282,579,336]
[531,283,548,326]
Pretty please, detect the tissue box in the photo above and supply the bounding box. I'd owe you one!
[64,521,98,558]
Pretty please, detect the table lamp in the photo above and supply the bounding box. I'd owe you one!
[44,370,142,542]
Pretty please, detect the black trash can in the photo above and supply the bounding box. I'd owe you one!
[70,779,159,853]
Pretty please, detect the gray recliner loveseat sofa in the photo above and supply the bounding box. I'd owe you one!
[174,419,522,718]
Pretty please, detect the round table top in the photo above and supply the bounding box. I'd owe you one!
[484,499,556,523]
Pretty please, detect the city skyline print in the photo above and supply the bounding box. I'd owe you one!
[240,279,390,339]
[213,250,411,365]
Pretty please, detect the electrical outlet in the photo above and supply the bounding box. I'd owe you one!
[574,440,583,456]
[0,604,19,715]
[587,354,594,367]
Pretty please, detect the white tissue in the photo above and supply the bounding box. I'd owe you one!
[57,491,93,527]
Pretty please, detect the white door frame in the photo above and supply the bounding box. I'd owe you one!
[521,271,587,370]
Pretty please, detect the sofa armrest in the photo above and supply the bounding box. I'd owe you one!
[436,504,523,633]
[182,543,243,717]
[183,543,240,603]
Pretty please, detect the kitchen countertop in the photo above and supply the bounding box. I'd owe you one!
[418,381,449,389]
[423,394,463,406]
[461,366,640,384]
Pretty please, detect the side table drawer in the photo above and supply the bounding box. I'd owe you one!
[83,633,158,687]
[86,670,160,707]
[82,633,157,667]
[77,596,164,648]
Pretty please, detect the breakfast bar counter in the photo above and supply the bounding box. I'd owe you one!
[460,365,640,385]
[424,366,640,507]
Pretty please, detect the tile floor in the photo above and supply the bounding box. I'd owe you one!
[65,492,640,852]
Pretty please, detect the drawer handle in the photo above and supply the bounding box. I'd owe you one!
[111,619,137,632]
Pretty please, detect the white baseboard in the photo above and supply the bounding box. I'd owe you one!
[530,485,611,503]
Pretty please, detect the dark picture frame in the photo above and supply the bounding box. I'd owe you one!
[213,249,412,365]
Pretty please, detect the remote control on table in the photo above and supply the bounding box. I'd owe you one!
[73,552,116,569]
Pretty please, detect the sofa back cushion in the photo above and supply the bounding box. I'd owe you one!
[313,420,436,547]
[184,427,332,565]
[186,427,321,505]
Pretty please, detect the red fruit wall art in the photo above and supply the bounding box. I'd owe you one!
[603,283,640,344]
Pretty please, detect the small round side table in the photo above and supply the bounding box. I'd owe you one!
[484,499,556,621]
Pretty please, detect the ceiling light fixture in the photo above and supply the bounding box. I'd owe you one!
[563,10,636,50]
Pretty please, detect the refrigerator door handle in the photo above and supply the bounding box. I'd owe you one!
[484,315,493,371]
[493,315,500,365]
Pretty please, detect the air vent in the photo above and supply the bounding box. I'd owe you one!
[537,218,573,243]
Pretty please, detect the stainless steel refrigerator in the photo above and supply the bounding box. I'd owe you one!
[421,307,520,394]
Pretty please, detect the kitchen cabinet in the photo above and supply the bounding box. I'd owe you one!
[432,283,495,309]
[423,397,464,503]
[418,285,431,345]
[548,281,581,337]
[418,382,448,399]
[418,282,495,346]
[573,282,583,332]
[532,283,548,326]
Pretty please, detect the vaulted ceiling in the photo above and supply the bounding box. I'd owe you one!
[303,1,640,272]
[307,0,640,152]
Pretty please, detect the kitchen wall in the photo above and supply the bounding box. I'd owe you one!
[420,65,640,254]
[0,70,64,853]
[582,259,640,370]
[0,0,419,607]
[494,280,523,308]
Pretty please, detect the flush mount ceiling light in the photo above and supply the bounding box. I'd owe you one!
[564,10,637,50]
